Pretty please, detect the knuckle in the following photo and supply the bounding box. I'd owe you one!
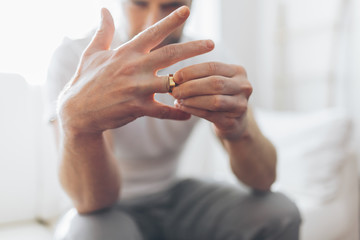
[246,82,253,92]
[208,62,218,74]
[145,24,161,41]
[237,98,248,113]
[242,82,253,97]
[174,70,185,84]
[212,76,226,92]
[225,97,247,116]
[163,45,179,58]
[235,64,247,76]
[213,96,225,111]
[246,84,253,97]
[147,26,161,39]
[240,103,248,113]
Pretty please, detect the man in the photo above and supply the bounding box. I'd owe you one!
[46,1,301,239]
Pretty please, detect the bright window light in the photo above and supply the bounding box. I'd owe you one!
[0,0,99,85]
[0,0,221,85]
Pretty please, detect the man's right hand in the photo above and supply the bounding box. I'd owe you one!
[57,6,214,136]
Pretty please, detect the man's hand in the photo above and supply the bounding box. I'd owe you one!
[172,62,253,141]
[57,7,214,136]
[173,63,277,190]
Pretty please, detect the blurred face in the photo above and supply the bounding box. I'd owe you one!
[122,0,192,49]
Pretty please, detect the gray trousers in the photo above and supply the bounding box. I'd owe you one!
[54,179,301,240]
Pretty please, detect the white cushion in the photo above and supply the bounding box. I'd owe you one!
[0,221,52,240]
[0,73,40,224]
[0,73,66,224]
[254,108,352,203]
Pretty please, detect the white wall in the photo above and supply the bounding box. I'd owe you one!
[221,0,359,170]
[221,0,278,109]
[350,0,360,171]
[221,0,357,111]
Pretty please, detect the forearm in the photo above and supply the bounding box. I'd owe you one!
[48,6,205,213]
[218,110,277,191]
[59,129,120,214]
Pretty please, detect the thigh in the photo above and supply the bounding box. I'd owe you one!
[53,207,144,240]
[164,179,301,240]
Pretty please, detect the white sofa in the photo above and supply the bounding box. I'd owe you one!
[0,72,359,239]
[179,108,359,240]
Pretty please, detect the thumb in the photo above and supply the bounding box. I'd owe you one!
[86,8,115,55]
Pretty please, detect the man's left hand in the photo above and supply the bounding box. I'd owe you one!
[172,62,253,141]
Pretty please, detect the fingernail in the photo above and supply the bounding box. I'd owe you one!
[176,72,183,83]
[174,100,180,108]
[177,6,188,17]
[207,40,215,49]
[174,99,183,108]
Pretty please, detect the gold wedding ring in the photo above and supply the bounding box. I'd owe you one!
[168,74,177,93]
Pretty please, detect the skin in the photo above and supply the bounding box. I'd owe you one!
[53,1,277,214]
[121,0,192,49]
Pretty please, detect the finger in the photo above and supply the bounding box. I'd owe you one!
[143,101,191,120]
[144,40,214,71]
[172,76,242,99]
[176,95,245,113]
[85,8,115,55]
[173,102,216,123]
[174,103,244,129]
[137,75,170,94]
[129,75,176,95]
[174,62,242,84]
[129,6,190,53]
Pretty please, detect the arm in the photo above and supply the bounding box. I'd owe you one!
[52,120,120,214]
[173,62,276,191]
[216,108,276,191]
[52,7,214,214]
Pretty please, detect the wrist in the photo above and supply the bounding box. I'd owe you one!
[215,115,250,142]
[215,126,249,142]
[59,115,103,142]
[58,102,103,140]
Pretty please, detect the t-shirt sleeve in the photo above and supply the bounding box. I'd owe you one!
[43,38,83,122]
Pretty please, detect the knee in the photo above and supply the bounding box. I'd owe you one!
[260,192,302,234]
[271,192,301,224]
[53,208,143,240]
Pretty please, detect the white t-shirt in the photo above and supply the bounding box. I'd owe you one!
[45,30,231,199]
